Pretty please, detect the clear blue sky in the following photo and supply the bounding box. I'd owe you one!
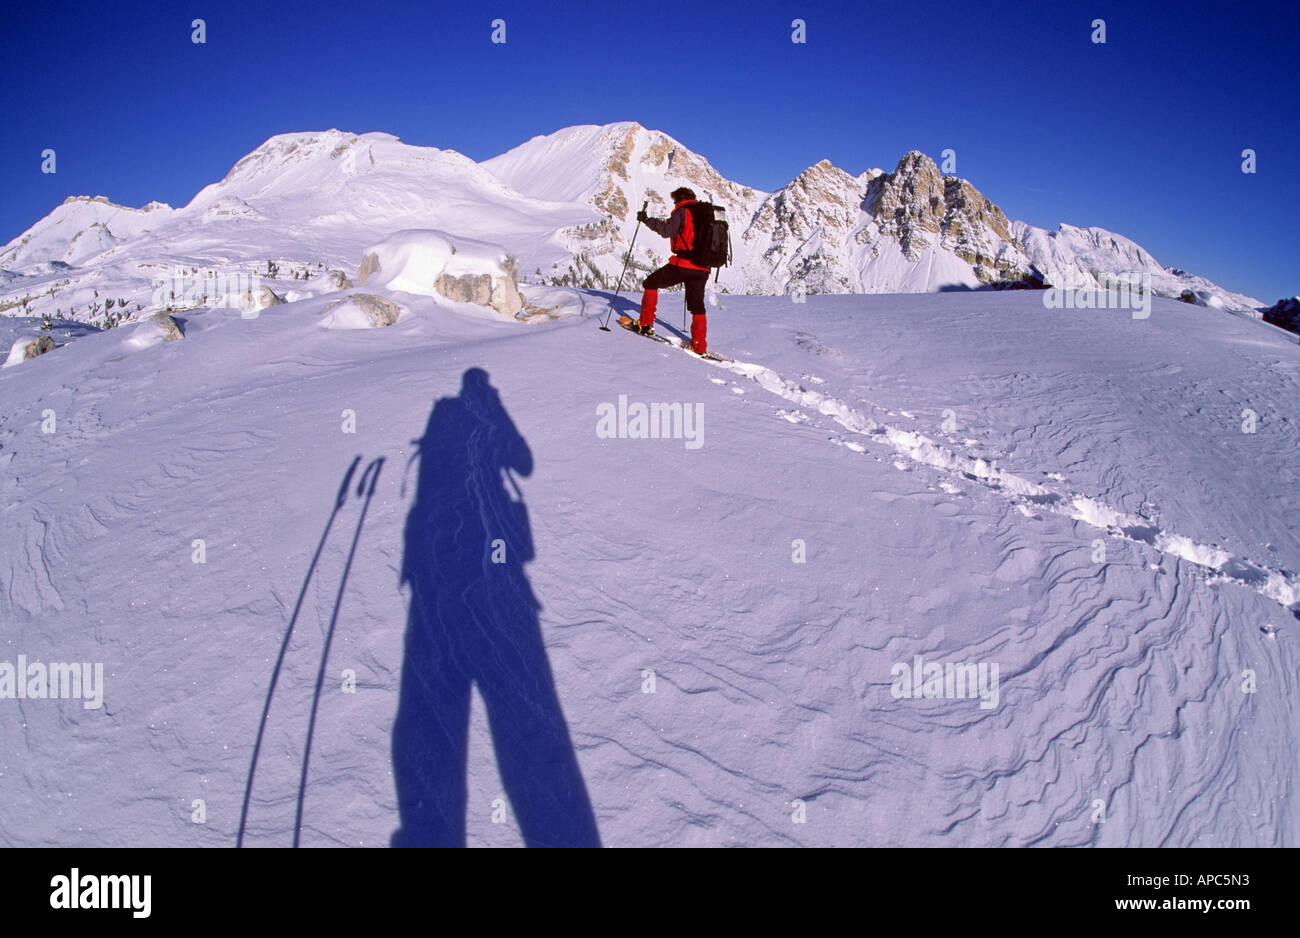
[3,0,1296,302]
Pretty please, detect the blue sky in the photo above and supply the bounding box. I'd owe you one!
[3,0,1296,301]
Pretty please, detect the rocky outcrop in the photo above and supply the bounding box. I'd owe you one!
[863,151,1030,285]
[435,255,523,316]
[23,335,56,359]
[150,311,184,341]
[741,159,870,293]
[350,293,402,327]
[2,333,57,368]
[356,252,382,287]
[865,151,947,259]
[258,285,285,307]
[240,284,284,317]
[318,293,405,329]
[1262,297,1300,337]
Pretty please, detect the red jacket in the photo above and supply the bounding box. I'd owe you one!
[645,200,708,271]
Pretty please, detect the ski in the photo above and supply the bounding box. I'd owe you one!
[677,340,730,363]
[618,315,729,362]
[617,315,677,347]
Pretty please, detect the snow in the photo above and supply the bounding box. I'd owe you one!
[0,284,1296,847]
[482,123,627,204]
[122,317,169,348]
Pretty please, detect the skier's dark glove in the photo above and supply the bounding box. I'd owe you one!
[636,210,648,223]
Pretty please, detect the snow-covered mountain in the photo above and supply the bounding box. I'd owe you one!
[483,123,1266,307]
[0,122,1267,326]
[0,130,590,322]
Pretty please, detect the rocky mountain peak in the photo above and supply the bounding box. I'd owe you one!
[587,123,760,223]
[866,151,952,258]
[860,150,1022,280]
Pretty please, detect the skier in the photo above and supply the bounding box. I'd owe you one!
[633,187,711,355]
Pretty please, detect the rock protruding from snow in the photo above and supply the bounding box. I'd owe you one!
[1179,288,1225,309]
[351,293,402,327]
[1261,297,1300,337]
[319,293,406,329]
[4,333,55,366]
[435,256,524,315]
[259,285,285,308]
[357,252,382,288]
[357,229,524,317]
[150,312,184,341]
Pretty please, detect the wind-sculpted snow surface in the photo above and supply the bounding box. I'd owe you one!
[707,356,1299,611]
[0,290,1294,847]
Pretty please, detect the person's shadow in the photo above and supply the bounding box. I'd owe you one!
[390,368,601,847]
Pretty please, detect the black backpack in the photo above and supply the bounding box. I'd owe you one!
[677,202,731,271]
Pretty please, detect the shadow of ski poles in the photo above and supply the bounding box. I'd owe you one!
[293,456,385,847]
[236,455,360,848]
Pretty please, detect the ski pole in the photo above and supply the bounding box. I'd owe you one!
[600,201,648,331]
[238,455,360,848]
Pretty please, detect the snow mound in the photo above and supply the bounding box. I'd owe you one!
[356,229,523,317]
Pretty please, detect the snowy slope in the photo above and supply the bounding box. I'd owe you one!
[483,122,768,290]
[480,124,631,204]
[1,285,1296,847]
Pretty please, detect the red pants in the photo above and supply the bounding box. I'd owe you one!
[640,263,710,353]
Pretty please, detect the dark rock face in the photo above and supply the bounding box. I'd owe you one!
[23,334,57,360]
[1262,297,1300,337]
